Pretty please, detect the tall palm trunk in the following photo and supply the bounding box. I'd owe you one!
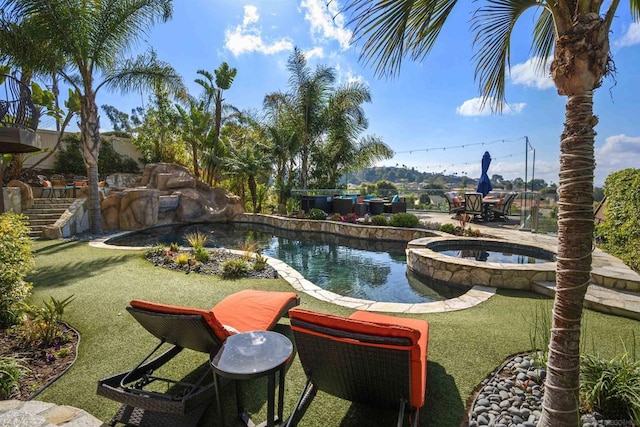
[539,91,596,425]
[248,175,258,213]
[190,140,199,178]
[80,89,103,234]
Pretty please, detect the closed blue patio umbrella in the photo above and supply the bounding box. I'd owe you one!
[476,151,493,196]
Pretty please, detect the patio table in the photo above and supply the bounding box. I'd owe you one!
[210,331,293,427]
[482,198,500,221]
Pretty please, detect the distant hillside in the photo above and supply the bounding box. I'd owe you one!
[350,166,477,188]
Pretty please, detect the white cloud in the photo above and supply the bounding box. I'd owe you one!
[455,97,526,117]
[304,46,324,60]
[225,5,293,56]
[300,0,352,50]
[510,56,554,90]
[614,22,640,49]
[332,61,367,86]
[242,5,259,26]
[595,134,640,185]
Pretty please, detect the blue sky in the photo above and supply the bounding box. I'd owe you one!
[74,1,640,187]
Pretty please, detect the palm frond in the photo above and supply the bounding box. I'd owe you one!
[471,0,542,113]
[346,0,457,78]
[99,51,185,98]
[631,0,640,21]
[89,0,172,70]
[530,7,555,75]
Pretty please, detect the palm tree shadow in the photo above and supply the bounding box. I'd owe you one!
[27,254,135,288]
[337,361,464,426]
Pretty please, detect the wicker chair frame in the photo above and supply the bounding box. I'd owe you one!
[98,293,299,427]
[286,317,420,427]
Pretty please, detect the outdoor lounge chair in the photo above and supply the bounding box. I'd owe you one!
[285,308,429,427]
[97,290,299,427]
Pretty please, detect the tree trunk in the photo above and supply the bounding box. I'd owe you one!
[80,90,103,234]
[191,140,199,178]
[538,91,595,426]
[248,175,258,213]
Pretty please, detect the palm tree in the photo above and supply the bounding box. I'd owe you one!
[194,64,237,185]
[286,47,335,189]
[223,114,272,213]
[315,81,393,188]
[345,1,638,425]
[263,91,300,211]
[0,0,184,234]
[175,98,210,179]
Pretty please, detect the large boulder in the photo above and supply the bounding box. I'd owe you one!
[118,188,159,230]
[101,163,243,231]
[6,180,33,210]
[101,192,124,230]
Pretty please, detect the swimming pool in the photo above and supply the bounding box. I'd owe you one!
[107,222,466,303]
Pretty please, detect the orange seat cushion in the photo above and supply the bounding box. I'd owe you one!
[213,290,298,333]
[130,291,298,342]
[290,308,429,409]
[129,299,231,341]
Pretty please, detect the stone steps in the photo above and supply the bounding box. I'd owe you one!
[532,280,640,321]
[23,198,75,239]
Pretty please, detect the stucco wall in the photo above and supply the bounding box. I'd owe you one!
[22,130,144,170]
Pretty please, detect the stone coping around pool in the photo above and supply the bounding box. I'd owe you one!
[406,236,558,290]
[265,255,496,313]
[233,213,443,242]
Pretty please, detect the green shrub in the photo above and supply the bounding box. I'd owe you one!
[525,301,552,368]
[221,258,249,279]
[175,253,190,265]
[193,247,210,263]
[0,213,35,327]
[253,253,268,271]
[144,244,167,258]
[0,357,28,399]
[54,134,140,176]
[439,223,456,234]
[389,213,419,228]
[18,295,74,348]
[595,168,640,273]
[169,242,180,252]
[306,208,328,220]
[580,352,640,421]
[344,213,358,223]
[185,231,208,249]
[370,215,388,226]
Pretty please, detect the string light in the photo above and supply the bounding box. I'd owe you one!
[394,136,526,155]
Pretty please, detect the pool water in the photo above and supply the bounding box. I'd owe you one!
[437,247,554,264]
[109,222,466,303]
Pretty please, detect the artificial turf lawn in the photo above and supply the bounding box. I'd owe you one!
[27,239,640,426]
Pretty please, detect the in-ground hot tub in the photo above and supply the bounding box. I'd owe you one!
[406,237,557,290]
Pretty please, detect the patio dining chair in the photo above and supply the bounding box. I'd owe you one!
[464,192,484,221]
[492,192,518,221]
[444,192,464,217]
[285,308,429,427]
[97,290,299,427]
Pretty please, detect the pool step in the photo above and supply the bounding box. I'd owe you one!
[532,280,640,321]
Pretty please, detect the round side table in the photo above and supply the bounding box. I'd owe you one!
[210,331,293,427]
